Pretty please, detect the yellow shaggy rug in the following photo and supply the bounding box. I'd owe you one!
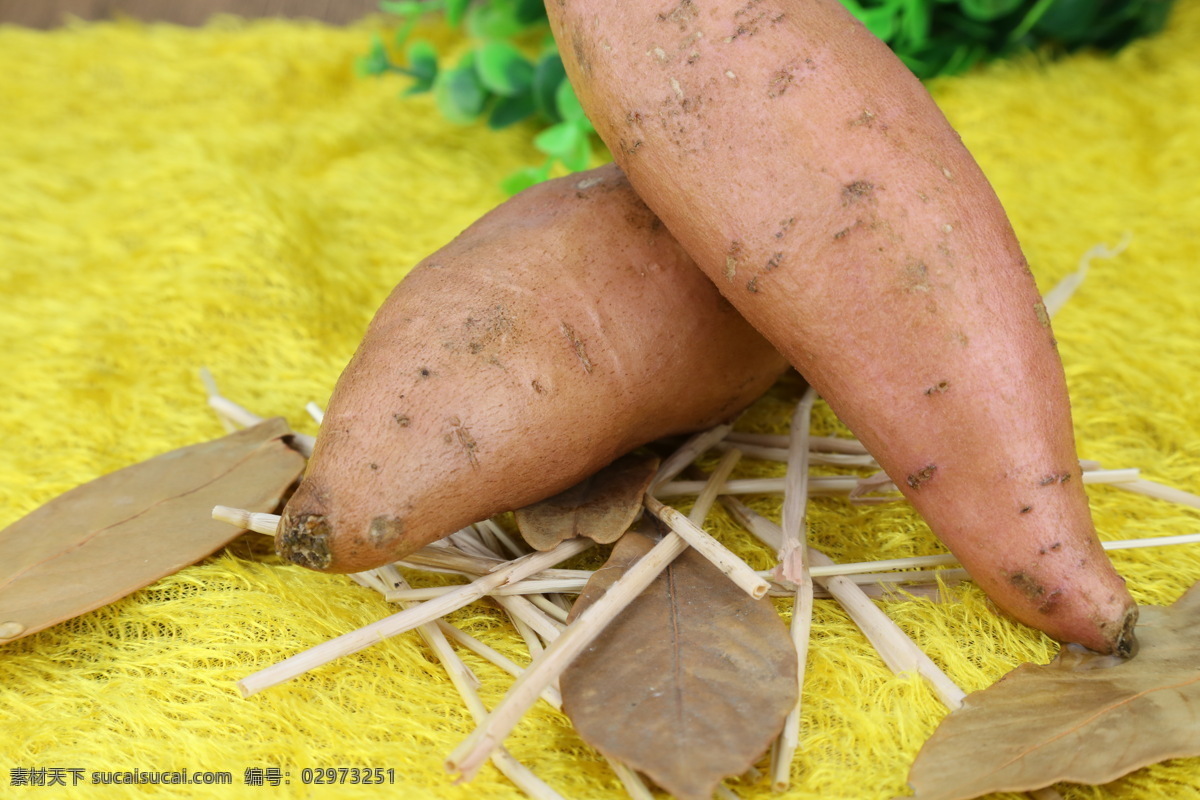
[1,5,1199,800]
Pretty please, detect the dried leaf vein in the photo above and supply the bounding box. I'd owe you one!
[0,437,284,592]
[990,672,1200,774]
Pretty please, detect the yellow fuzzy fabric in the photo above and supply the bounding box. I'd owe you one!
[1,6,1199,800]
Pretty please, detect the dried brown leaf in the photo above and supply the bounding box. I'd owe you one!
[561,523,798,800]
[907,582,1200,800]
[514,452,659,550]
[0,419,305,644]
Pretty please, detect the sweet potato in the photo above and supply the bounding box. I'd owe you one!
[276,164,787,573]
[545,0,1136,653]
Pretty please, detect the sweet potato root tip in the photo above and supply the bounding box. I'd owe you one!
[277,513,333,570]
[1114,608,1139,658]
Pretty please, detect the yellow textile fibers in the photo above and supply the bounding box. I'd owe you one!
[1,5,1199,800]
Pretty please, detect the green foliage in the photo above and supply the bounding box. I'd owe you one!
[364,0,1176,192]
[435,52,488,124]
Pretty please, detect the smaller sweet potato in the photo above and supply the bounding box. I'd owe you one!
[277,165,787,573]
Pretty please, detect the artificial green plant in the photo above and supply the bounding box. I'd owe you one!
[358,0,1175,192]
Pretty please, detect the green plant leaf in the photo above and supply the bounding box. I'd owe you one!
[475,41,535,96]
[858,7,900,41]
[434,54,488,125]
[446,0,470,26]
[466,0,527,39]
[514,0,548,25]
[940,41,988,75]
[379,0,435,17]
[402,39,438,95]
[898,0,932,48]
[500,162,552,196]
[1030,0,1101,42]
[554,79,586,122]
[356,35,392,77]
[488,92,537,129]
[532,53,566,122]
[561,127,593,172]
[533,121,581,159]
[958,0,1026,22]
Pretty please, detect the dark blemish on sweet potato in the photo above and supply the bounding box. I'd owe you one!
[724,0,782,41]
[725,240,743,280]
[833,227,851,240]
[368,515,405,548]
[1051,541,1062,551]
[905,262,931,293]
[1040,471,1073,486]
[656,0,696,30]
[369,463,378,471]
[531,379,547,394]
[1010,571,1045,600]
[924,380,950,396]
[571,33,591,75]
[1021,505,1034,515]
[850,109,884,129]
[746,277,759,293]
[621,139,644,155]
[277,513,332,570]
[448,416,480,470]
[765,252,783,271]
[767,66,794,98]
[560,322,594,374]
[418,367,432,378]
[1038,588,1064,615]
[1034,300,1051,327]
[733,0,763,18]
[906,464,937,490]
[842,180,875,204]
[775,217,795,239]
[393,414,411,427]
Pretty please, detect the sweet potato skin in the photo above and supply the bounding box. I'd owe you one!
[277,165,787,573]
[546,0,1135,653]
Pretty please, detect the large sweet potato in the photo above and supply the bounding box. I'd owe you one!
[276,164,787,573]
[545,0,1136,654]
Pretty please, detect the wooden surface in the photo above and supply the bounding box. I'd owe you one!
[0,0,380,27]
